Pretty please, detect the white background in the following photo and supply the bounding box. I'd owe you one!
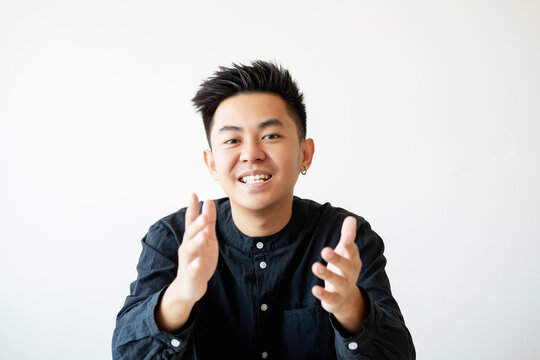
[1,1,539,359]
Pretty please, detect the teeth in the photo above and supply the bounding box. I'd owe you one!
[241,174,270,184]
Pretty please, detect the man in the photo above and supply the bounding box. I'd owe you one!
[112,61,415,359]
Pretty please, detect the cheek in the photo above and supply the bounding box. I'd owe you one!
[289,146,303,167]
[213,153,236,174]
[278,149,302,174]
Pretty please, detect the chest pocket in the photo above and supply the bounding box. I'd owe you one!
[280,305,335,359]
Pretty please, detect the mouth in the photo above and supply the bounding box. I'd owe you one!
[238,173,272,185]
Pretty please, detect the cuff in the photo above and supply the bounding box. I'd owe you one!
[330,287,374,359]
[150,287,198,356]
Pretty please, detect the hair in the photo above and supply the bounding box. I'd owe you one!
[192,60,307,146]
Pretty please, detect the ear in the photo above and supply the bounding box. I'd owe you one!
[203,149,218,181]
[300,138,315,171]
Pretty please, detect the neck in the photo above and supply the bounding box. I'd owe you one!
[230,197,294,237]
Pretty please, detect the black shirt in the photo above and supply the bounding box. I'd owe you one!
[112,197,415,359]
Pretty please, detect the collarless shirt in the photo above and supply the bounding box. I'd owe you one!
[112,197,415,360]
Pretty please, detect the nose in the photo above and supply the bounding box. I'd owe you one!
[239,139,265,163]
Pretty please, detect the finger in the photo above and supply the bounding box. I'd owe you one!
[311,262,348,291]
[311,285,340,305]
[201,201,217,251]
[179,228,211,265]
[202,199,217,224]
[335,216,357,257]
[321,247,356,276]
[185,193,199,229]
[340,216,357,246]
[183,212,211,244]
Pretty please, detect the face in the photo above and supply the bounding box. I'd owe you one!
[204,92,314,216]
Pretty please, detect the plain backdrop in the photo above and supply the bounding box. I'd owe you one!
[1,1,539,359]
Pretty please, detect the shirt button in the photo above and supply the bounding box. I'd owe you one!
[170,339,181,347]
[256,241,264,249]
[348,341,358,350]
[261,351,269,358]
[259,261,267,269]
[260,303,268,311]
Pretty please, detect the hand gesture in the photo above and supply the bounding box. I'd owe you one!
[175,193,219,303]
[156,193,219,332]
[311,216,366,334]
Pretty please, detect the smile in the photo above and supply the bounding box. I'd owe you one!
[240,174,271,184]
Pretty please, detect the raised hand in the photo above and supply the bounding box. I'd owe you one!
[175,193,219,303]
[311,216,366,334]
[156,193,219,332]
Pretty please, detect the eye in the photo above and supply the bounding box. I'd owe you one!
[224,138,240,145]
[263,134,280,140]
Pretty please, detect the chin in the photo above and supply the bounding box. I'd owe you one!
[236,198,274,212]
[236,192,292,213]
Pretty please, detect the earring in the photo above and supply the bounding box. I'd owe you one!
[301,166,307,175]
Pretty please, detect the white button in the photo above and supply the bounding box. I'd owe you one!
[348,341,358,350]
[256,241,264,249]
[259,261,267,269]
[261,351,269,358]
[260,303,268,311]
[171,339,181,347]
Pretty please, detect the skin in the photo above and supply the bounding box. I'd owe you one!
[156,92,366,335]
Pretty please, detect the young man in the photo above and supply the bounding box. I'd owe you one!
[112,61,415,359]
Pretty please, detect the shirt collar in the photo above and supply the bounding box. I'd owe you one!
[215,197,307,253]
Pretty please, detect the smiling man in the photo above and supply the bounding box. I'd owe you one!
[112,61,415,359]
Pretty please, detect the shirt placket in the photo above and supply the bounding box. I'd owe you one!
[254,240,271,359]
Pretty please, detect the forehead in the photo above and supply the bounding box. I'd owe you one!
[211,92,296,132]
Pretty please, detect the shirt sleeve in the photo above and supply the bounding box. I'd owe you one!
[112,220,196,360]
[330,218,416,360]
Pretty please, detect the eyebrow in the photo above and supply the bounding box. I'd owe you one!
[217,118,284,133]
[258,118,284,129]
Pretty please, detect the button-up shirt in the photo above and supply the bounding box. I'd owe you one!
[112,197,415,359]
